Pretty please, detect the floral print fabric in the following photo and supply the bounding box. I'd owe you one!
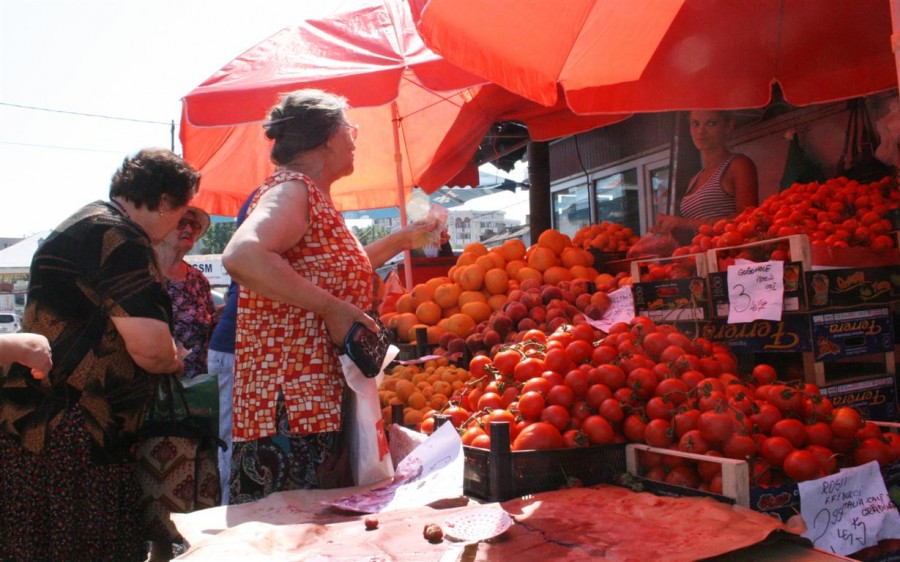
[166,264,214,379]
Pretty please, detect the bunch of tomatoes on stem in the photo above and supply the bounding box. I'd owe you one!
[420,316,900,493]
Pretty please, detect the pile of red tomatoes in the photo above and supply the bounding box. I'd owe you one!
[424,316,900,492]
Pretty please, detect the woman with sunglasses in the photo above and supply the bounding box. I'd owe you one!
[154,206,215,381]
[222,89,440,504]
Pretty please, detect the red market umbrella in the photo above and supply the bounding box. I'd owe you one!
[181,0,489,218]
[415,0,896,114]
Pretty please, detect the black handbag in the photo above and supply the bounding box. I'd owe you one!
[342,316,391,378]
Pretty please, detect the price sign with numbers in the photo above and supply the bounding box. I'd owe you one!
[799,461,900,556]
[588,285,634,332]
[726,260,783,323]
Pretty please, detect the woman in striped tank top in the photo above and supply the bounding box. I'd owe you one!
[655,110,758,245]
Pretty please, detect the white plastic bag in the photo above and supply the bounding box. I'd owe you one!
[340,345,399,486]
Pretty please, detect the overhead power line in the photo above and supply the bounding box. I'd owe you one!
[0,140,128,154]
[0,102,171,125]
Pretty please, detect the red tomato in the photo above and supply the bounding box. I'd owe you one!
[570,322,595,343]
[641,332,669,360]
[767,384,803,415]
[546,384,575,409]
[723,433,758,460]
[590,344,618,366]
[654,378,689,405]
[771,418,807,449]
[461,425,486,446]
[804,421,834,448]
[581,415,615,445]
[492,349,522,378]
[760,436,795,469]
[598,398,625,425]
[477,392,504,411]
[677,429,710,454]
[622,414,647,443]
[562,428,588,448]
[586,383,613,409]
[643,418,674,448]
[750,364,778,386]
[806,444,837,475]
[565,339,594,365]
[543,347,574,376]
[783,450,823,482]
[831,407,864,438]
[645,396,676,420]
[521,377,552,397]
[665,465,701,489]
[626,367,657,400]
[697,410,734,444]
[563,369,590,398]
[659,344,686,364]
[594,364,627,390]
[802,395,833,421]
[540,404,571,432]
[856,421,883,442]
[442,405,471,429]
[513,357,545,383]
[541,370,565,387]
[697,450,724,482]
[521,329,548,345]
[470,434,491,449]
[517,391,545,421]
[468,355,493,379]
[854,437,892,467]
[673,408,701,438]
[512,422,565,451]
[679,369,706,390]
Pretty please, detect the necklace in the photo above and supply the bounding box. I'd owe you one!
[109,198,130,218]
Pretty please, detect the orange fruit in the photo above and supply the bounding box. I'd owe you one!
[527,246,559,272]
[389,312,420,343]
[395,293,415,314]
[486,249,507,270]
[409,283,435,308]
[505,259,528,279]
[483,267,510,295]
[456,252,477,267]
[426,325,445,345]
[487,293,508,312]
[464,242,488,257]
[458,290,488,307]
[459,263,486,291]
[500,239,527,262]
[441,306,461,318]
[415,301,442,325]
[433,283,462,309]
[538,229,570,255]
[445,313,477,338]
[425,276,452,292]
[475,254,499,272]
[543,265,573,285]
[561,247,592,268]
[515,266,543,283]
[460,301,491,323]
[407,323,431,344]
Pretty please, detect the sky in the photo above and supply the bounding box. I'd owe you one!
[0,0,346,238]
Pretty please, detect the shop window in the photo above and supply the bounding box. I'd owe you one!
[552,184,590,238]
[594,169,640,234]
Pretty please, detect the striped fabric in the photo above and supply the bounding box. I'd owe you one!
[679,154,737,219]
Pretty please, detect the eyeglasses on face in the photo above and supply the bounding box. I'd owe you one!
[177,216,203,233]
[341,122,359,141]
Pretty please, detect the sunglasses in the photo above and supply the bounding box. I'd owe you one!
[178,216,203,233]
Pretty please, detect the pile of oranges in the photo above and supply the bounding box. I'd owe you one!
[378,357,475,427]
[572,221,640,253]
[380,229,616,343]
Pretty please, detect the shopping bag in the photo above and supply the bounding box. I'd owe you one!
[340,344,399,486]
[134,375,225,542]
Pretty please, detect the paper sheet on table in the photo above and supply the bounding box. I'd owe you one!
[587,285,634,333]
[325,421,464,513]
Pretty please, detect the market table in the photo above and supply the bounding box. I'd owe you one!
[172,484,852,561]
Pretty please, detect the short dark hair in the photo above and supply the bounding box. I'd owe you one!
[109,148,201,210]
[263,89,348,165]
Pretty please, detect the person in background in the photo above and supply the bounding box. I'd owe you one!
[0,148,200,562]
[154,206,214,380]
[222,89,440,504]
[0,333,51,378]
[206,187,258,506]
[653,109,758,246]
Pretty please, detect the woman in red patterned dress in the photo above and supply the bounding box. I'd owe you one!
[222,89,439,504]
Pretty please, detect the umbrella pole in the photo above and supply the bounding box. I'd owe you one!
[892,0,900,93]
[392,101,415,290]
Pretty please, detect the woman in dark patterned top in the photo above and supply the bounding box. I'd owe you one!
[0,147,200,562]
[155,206,215,380]
[655,109,758,245]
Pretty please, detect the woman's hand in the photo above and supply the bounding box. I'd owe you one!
[0,333,52,379]
[402,218,441,250]
[319,299,379,347]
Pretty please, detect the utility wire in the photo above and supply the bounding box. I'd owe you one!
[0,102,170,125]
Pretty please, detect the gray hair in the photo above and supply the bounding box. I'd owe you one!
[263,89,349,165]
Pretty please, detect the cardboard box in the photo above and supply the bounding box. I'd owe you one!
[805,265,900,311]
[675,316,812,353]
[811,307,894,361]
[821,376,898,422]
[633,278,709,322]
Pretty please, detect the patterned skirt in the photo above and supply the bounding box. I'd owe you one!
[0,407,145,561]
[229,394,341,505]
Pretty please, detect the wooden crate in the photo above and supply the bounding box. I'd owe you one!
[706,234,812,273]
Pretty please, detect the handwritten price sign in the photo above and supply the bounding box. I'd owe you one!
[799,461,900,556]
[588,285,634,332]
[726,260,783,323]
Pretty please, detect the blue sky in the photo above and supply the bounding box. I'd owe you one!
[0,0,340,238]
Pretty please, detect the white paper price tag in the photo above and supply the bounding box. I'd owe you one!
[588,285,634,332]
[799,461,900,556]
[726,259,783,323]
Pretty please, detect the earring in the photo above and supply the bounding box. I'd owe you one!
[159,211,165,216]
